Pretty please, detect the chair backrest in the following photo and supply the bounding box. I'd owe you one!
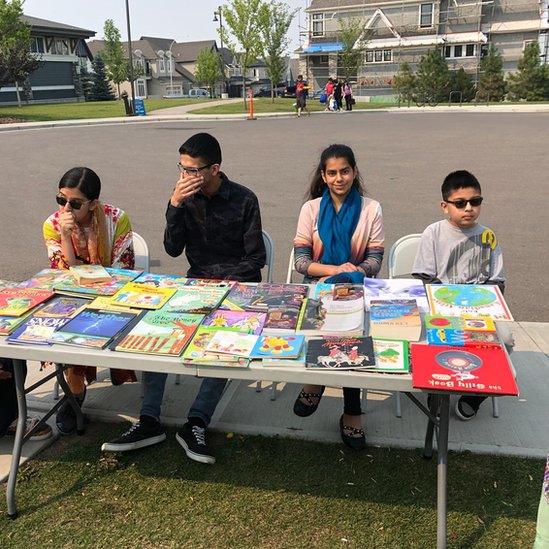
[132,231,150,272]
[262,230,274,283]
[388,233,422,278]
[286,248,296,284]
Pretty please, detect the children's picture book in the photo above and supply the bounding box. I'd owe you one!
[373,339,410,373]
[250,334,305,360]
[262,307,302,333]
[220,283,307,312]
[201,309,266,335]
[426,284,513,321]
[260,344,307,368]
[182,326,249,367]
[49,308,140,349]
[8,297,90,345]
[369,299,422,342]
[69,264,112,285]
[162,285,229,314]
[53,267,142,297]
[205,331,259,357]
[0,312,33,336]
[309,283,334,301]
[0,279,20,289]
[184,278,235,288]
[114,311,204,356]
[305,336,375,370]
[87,296,136,312]
[411,343,518,396]
[17,269,71,290]
[0,288,54,317]
[424,315,500,347]
[219,283,259,311]
[132,272,188,288]
[363,278,429,313]
[109,282,176,310]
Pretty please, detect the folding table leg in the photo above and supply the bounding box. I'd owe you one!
[437,394,450,549]
[55,363,85,435]
[423,394,439,459]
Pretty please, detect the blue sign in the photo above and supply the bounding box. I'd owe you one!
[133,98,146,116]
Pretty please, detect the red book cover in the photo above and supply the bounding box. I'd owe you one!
[411,343,518,396]
[0,288,54,317]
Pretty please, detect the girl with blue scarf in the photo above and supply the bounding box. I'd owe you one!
[292,144,385,450]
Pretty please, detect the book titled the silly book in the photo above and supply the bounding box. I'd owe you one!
[424,315,499,347]
[0,288,54,317]
[201,309,266,335]
[369,299,421,342]
[305,336,375,370]
[162,286,229,314]
[109,282,176,310]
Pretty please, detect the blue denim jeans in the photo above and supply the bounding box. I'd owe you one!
[140,371,227,427]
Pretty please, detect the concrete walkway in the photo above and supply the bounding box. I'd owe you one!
[148,97,241,115]
[1,320,547,482]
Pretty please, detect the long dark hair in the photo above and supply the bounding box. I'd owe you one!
[58,167,101,200]
[306,144,365,200]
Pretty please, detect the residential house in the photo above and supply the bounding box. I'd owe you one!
[0,15,95,105]
[298,0,549,97]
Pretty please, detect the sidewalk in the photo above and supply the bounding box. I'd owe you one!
[1,320,547,482]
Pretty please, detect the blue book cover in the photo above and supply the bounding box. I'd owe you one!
[250,334,305,359]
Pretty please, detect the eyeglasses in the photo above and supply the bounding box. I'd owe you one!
[177,163,212,175]
[56,194,90,210]
[445,197,483,209]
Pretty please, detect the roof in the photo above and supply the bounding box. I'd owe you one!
[170,40,217,62]
[22,14,95,37]
[139,36,176,52]
[174,64,195,82]
[88,39,157,60]
[307,0,423,10]
[219,47,235,65]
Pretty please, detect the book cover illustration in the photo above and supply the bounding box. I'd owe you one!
[162,286,229,314]
[53,267,142,296]
[0,279,19,289]
[369,299,421,342]
[373,339,410,373]
[309,283,334,301]
[306,336,375,370]
[201,310,266,335]
[17,269,71,290]
[411,343,518,396]
[0,312,32,335]
[426,284,513,321]
[363,278,429,313]
[261,344,307,367]
[424,315,499,347]
[182,327,249,366]
[110,282,176,310]
[219,283,258,311]
[0,288,54,317]
[87,296,135,312]
[247,283,308,311]
[184,278,235,288]
[69,264,112,285]
[262,307,301,332]
[132,272,189,288]
[115,311,204,356]
[250,334,305,359]
[205,331,259,357]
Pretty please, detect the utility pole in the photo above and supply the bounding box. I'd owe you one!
[125,0,136,113]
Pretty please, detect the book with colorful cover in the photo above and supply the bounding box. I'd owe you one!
[250,334,305,360]
[373,339,410,373]
[0,279,19,288]
[17,269,71,290]
[260,344,307,367]
[426,284,513,321]
[0,288,54,317]
[53,267,142,297]
[411,343,518,396]
[262,307,302,333]
[69,264,112,285]
[132,272,189,288]
[109,282,176,310]
[369,299,422,342]
[87,296,137,312]
[424,315,499,347]
[182,326,249,366]
[114,311,204,356]
[184,278,235,289]
[309,283,334,301]
[220,283,307,312]
[162,285,229,314]
[201,309,266,335]
[8,296,90,345]
[305,336,375,370]
[205,331,259,357]
[49,308,140,349]
[363,278,429,313]
[0,312,33,335]
[219,283,259,311]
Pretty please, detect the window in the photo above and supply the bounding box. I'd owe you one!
[523,40,535,51]
[365,49,393,63]
[50,38,70,55]
[374,50,383,62]
[383,49,392,62]
[136,79,147,98]
[445,46,452,58]
[466,44,475,57]
[454,45,463,58]
[30,37,44,53]
[312,13,324,37]
[419,3,434,28]
[365,51,374,63]
[444,44,476,59]
[158,56,165,73]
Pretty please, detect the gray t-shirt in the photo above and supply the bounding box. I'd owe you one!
[412,220,505,284]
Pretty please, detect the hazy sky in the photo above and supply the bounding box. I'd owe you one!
[22,0,310,53]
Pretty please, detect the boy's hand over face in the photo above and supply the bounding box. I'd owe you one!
[170,173,204,208]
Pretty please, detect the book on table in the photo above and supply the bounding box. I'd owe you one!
[109,282,176,310]
[114,311,204,356]
[363,277,429,313]
[132,272,188,288]
[305,336,375,370]
[424,314,500,347]
[0,313,32,336]
[249,334,305,360]
[369,299,422,342]
[411,343,518,396]
[184,278,235,289]
[162,285,230,314]
[69,265,112,285]
[220,282,308,312]
[372,339,410,373]
[0,279,20,289]
[425,283,513,321]
[205,331,259,358]
[201,309,266,334]
[0,288,55,317]
[262,306,302,333]
[17,269,71,290]
[53,267,142,297]
[260,343,307,367]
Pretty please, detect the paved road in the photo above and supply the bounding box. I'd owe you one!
[1,111,547,320]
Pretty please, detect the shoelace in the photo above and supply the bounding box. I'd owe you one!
[192,425,206,446]
[123,423,141,437]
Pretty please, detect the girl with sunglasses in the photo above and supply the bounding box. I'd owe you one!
[43,167,136,435]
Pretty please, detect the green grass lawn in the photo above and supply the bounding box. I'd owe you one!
[0,422,542,548]
[0,98,213,123]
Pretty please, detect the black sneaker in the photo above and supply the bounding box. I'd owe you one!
[175,420,215,465]
[101,416,166,452]
[56,387,86,435]
[455,395,487,421]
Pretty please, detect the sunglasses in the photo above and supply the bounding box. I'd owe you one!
[56,194,90,210]
[445,197,483,209]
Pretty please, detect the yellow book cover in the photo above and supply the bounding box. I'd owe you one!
[109,283,176,310]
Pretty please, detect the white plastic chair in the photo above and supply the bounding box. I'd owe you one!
[286,248,296,284]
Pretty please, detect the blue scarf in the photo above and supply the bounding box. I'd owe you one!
[318,187,363,284]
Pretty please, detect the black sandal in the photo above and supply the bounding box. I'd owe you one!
[339,415,366,450]
[293,387,325,417]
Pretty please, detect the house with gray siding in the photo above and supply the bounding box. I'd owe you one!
[0,15,95,105]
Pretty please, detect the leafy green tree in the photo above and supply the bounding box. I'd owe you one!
[476,45,506,102]
[393,62,416,106]
[102,19,127,98]
[338,17,371,80]
[507,41,549,101]
[258,1,296,101]
[195,47,222,98]
[90,54,115,101]
[414,49,450,106]
[449,67,475,102]
[0,0,40,106]
[219,0,264,107]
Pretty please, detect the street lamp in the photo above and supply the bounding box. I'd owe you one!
[213,6,227,95]
[125,0,135,113]
[168,39,176,97]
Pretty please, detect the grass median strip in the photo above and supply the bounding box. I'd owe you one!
[0,421,542,547]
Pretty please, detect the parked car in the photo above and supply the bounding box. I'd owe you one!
[254,86,285,98]
[186,88,209,98]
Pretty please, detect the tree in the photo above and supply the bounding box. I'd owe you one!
[414,49,450,106]
[476,45,506,102]
[449,67,475,102]
[258,1,296,102]
[102,19,127,98]
[393,62,416,106]
[195,47,222,98]
[79,65,94,101]
[219,0,264,107]
[507,41,549,101]
[0,0,40,107]
[338,17,371,81]
[90,54,115,101]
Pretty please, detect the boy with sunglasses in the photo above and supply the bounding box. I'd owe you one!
[412,170,513,420]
